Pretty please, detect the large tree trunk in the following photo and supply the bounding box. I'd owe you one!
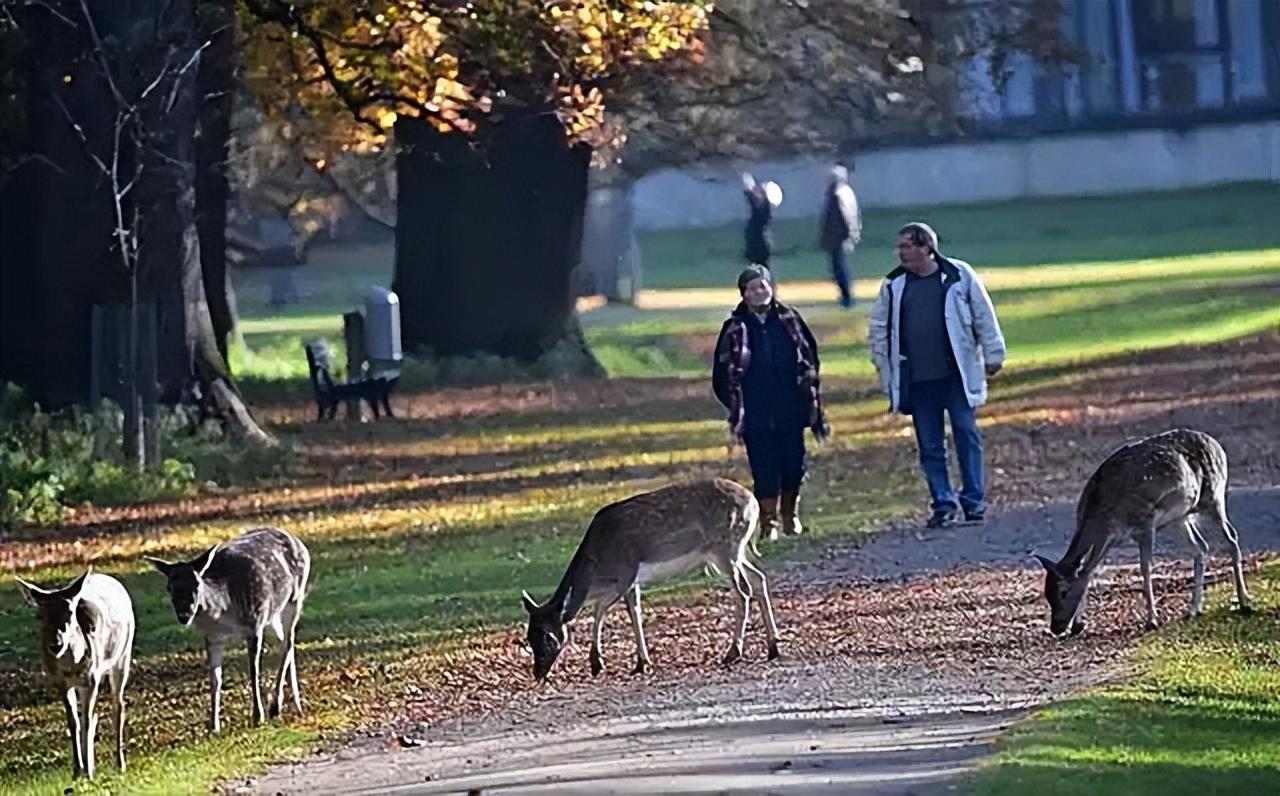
[136,0,272,445]
[393,114,599,368]
[195,0,238,364]
[0,4,116,407]
[0,0,272,446]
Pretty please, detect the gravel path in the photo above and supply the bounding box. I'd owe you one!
[250,487,1279,795]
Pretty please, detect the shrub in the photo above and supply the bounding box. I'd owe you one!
[0,395,293,529]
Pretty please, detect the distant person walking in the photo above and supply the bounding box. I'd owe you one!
[818,164,861,308]
[742,173,783,267]
[869,222,1006,529]
[713,265,829,540]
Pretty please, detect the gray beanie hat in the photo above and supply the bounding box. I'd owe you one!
[737,264,773,295]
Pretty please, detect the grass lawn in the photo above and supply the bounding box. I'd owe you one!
[1,183,1278,794]
[226,181,1280,384]
[973,561,1280,796]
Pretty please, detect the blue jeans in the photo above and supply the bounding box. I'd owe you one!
[909,373,985,515]
[829,247,852,307]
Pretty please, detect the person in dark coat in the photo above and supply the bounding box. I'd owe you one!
[741,173,782,266]
[713,265,829,539]
[817,164,862,308]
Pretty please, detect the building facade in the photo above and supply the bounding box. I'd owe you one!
[623,0,1280,231]
[961,0,1279,132]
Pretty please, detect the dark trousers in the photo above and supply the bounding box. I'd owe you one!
[909,373,985,515]
[829,247,853,307]
[744,425,806,500]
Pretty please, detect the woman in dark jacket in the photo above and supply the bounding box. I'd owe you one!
[713,265,829,538]
[741,173,781,266]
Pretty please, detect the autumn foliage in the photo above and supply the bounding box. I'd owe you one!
[241,0,711,160]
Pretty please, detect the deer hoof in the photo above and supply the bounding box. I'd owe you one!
[632,659,649,676]
[1143,618,1160,633]
[268,701,281,719]
[721,646,743,666]
[1237,603,1255,616]
[590,653,603,677]
[1069,619,1087,637]
[767,641,781,661]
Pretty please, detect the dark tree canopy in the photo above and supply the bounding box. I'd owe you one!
[614,0,1077,175]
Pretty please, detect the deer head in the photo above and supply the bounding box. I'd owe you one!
[17,568,93,665]
[145,545,219,626]
[1036,555,1090,638]
[522,589,571,680]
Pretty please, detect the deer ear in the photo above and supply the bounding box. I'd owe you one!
[193,544,220,577]
[61,568,91,599]
[15,577,48,606]
[143,556,175,576]
[521,590,539,614]
[1034,554,1059,574]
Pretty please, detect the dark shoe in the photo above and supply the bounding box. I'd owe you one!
[780,490,803,535]
[963,509,985,524]
[925,509,955,529]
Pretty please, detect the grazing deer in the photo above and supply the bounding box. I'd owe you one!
[521,478,780,680]
[1036,428,1252,637]
[16,568,135,780]
[146,527,310,732]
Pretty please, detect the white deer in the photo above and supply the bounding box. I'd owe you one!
[521,478,780,679]
[1036,428,1252,637]
[16,568,135,780]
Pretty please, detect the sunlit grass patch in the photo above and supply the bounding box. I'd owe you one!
[974,561,1280,796]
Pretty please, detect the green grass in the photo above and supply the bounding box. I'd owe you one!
[974,562,1280,796]
[637,181,1280,289]
[226,182,1280,383]
[584,249,1280,379]
[2,183,1278,793]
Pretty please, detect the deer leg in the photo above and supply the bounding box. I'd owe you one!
[271,604,299,718]
[1218,514,1249,614]
[64,687,84,778]
[247,630,266,726]
[109,649,131,772]
[207,640,225,734]
[722,563,753,665]
[739,558,781,660]
[81,680,100,780]
[589,598,614,677]
[287,600,305,714]
[1137,528,1159,631]
[622,584,652,675]
[1185,520,1210,618]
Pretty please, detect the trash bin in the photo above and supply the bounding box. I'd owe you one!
[363,286,402,377]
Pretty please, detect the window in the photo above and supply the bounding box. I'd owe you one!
[1131,0,1229,110]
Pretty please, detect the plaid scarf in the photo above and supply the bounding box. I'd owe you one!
[725,301,830,443]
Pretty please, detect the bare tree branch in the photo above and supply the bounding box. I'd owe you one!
[77,0,129,108]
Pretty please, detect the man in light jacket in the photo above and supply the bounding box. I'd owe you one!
[818,164,861,308]
[869,222,1006,528]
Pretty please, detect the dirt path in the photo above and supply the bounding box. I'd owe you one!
[250,487,1280,795]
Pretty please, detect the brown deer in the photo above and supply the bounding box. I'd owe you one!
[1036,428,1252,637]
[521,478,780,680]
